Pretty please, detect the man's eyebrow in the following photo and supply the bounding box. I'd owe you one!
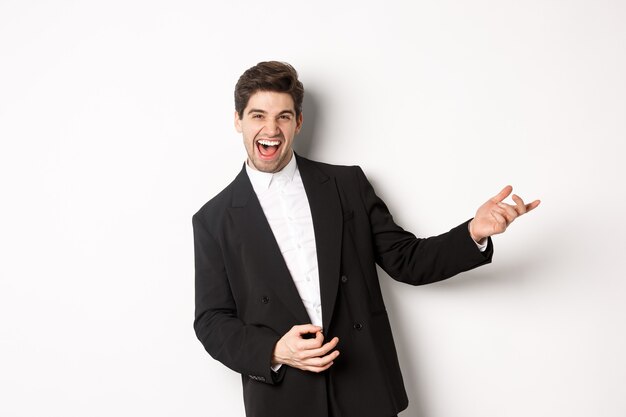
[247,108,295,115]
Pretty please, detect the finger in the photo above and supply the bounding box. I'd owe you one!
[491,206,510,223]
[304,360,335,373]
[526,199,541,212]
[299,337,339,359]
[290,324,322,337]
[295,331,324,350]
[496,202,519,222]
[490,209,508,231]
[511,194,528,215]
[513,195,541,215]
[301,349,340,368]
[491,185,513,204]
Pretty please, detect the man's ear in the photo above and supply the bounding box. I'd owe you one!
[295,113,303,134]
[234,111,242,133]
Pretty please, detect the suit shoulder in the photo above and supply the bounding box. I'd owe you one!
[296,155,363,178]
[192,175,239,228]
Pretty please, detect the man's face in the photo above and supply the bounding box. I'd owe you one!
[235,91,303,173]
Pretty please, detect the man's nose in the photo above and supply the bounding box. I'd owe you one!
[263,120,280,137]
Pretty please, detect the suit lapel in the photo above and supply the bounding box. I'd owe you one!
[228,158,344,331]
[228,166,310,325]
[296,155,343,331]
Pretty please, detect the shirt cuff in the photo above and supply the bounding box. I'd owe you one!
[271,363,283,372]
[475,239,488,252]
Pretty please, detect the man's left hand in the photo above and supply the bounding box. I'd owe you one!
[469,185,540,244]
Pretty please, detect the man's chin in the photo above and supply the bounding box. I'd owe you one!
[250,153,291,173]
[250,158,281,173]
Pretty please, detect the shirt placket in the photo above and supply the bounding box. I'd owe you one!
[276,175,322,327]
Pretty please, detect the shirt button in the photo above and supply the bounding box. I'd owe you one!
[306,275,311,282]
[341,275,348,283]
[261,296,270,304]
[353,323,363,330]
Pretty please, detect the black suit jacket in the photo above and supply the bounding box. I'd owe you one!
[193,155,493,417]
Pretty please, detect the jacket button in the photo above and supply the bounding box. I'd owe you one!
[341,275,348,283]
[353,323,363,330]
[261,296,270,304]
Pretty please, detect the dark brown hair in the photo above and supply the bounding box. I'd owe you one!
[234,61,304,119]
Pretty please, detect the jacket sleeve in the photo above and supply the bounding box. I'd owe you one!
[192,213,284,385]
[354,166,493,285]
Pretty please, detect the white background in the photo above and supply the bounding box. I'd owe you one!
[1,1,625,416]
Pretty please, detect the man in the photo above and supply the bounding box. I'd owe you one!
[192,61,539,417]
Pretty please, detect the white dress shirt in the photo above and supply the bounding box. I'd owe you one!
[246,154,323,328]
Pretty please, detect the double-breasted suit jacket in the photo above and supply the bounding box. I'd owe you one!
[193,154,493,417]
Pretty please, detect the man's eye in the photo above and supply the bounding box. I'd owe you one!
[252,114,263,119]
[280,115,291,120]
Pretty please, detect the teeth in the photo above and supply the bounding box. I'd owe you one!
[258,139,280,146]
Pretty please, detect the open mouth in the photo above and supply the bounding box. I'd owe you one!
[256,139,281,159]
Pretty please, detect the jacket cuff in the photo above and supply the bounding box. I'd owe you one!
[455,218,494,262]
[245,332,283,385]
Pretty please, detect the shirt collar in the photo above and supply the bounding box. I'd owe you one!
[245,151,298,192]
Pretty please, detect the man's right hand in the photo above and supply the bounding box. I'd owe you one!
[272,324,340,373]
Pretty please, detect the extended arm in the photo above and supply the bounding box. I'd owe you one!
[355,166,494,285]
